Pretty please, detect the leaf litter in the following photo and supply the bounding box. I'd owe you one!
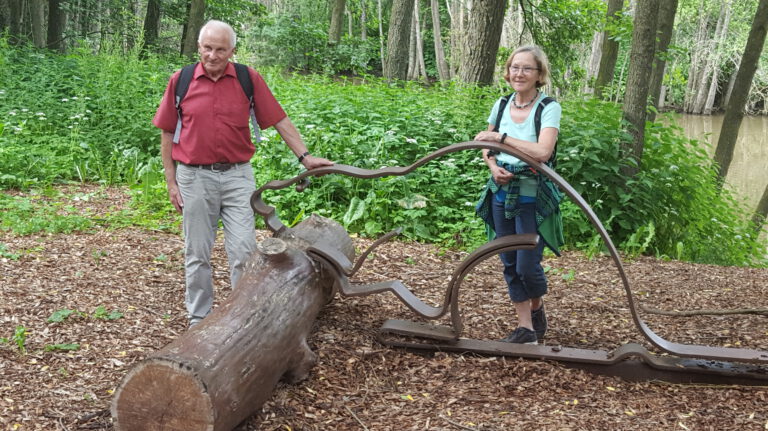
[1,185,767,430]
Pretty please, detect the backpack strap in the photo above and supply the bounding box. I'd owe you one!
[173,63,197,144]
[172,62,261,144]
[234,63,260,143]
[493,93,513,132]
[535,96,557,168]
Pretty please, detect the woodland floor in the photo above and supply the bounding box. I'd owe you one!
[1,185,768,431]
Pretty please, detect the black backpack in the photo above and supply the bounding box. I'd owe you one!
[489,93,558,168]
[172,62,259,144]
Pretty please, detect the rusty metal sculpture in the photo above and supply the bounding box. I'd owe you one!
[113,141,766,430]
[252,141,768,385]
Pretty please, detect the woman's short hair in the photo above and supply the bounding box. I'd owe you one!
[503,45,551,88]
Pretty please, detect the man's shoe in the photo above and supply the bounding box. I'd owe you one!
[532,305,547,340]
[500,327,538,345]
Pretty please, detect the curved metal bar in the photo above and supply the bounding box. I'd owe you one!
[251,141,768,364]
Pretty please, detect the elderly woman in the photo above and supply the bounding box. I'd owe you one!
[474,45,564,345]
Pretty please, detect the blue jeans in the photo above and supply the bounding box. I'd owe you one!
[491,191,547,303]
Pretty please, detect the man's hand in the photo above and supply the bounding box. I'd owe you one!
[301,154,334,170]
[167,182,184,213]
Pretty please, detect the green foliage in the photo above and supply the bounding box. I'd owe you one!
[0,40,175,188]
[0,42,764,266]
[45,343,80,352]
[0,243,20,260]
[12,326,27,354]
[0,193,93,235]
[247,15,380,75]
[48,309,79,323]
[519,0,605,91]
[92,305,123,320]
[557,97,765,266]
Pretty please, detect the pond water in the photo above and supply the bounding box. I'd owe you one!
[670,113,768,212]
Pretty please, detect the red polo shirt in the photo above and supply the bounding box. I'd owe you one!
[153,62,286,164]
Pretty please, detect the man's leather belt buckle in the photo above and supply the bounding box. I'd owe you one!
[209,162,235,172]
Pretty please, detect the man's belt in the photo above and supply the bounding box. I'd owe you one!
[181,161,248,172]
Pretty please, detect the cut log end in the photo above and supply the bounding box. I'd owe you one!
[111,359,214,431]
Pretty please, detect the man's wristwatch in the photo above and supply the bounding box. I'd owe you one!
[298,151,310,163]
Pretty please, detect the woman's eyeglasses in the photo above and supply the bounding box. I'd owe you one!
[509,66,540,75]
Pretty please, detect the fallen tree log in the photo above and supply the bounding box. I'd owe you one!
[111,215,353,431]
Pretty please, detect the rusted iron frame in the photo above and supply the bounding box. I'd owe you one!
[251,141,768,369]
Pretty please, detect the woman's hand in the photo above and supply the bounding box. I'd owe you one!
[474,130,503,142]
[490,164,514,185]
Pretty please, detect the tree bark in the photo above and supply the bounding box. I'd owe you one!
[329,0,346,44]
[620,0,659,177]
[692,2,728,115]
[714,0,768,182]
[431,0,451,81]
[584,30,603,94]
[30,0,46,48]
[9,0,23,44]
[46,0,64,52]
[458,0,506,85]
[181,0,205,59]
[647,0,678,122]
[703,2,732,115]
[384,0,415,81]
[112,216,354,431]
[594,0,624,100]
[378,0,385,69]
[360,0,367,40]
[141,0,161,56]
[753,184,768,231]
[684,1,709,113]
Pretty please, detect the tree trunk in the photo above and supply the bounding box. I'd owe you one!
[584,30,603,94]
[112,216,354,431]
[754,184,768,231]
[647,0,678,122]
[181,0,205,59]
[378,0,385,69]
[620,0,659,177]
[692,2,728,115]
[684,2,709,113]
[417,1,428,81]
[9,0,23,44]
[458,0,506,85]
[360,0,367,40]
[47,0,64,52]
[407,6,418,79]
[329,0,346,44]
[431,0,451,81]
[30,0,45,48]
[594,0,624,100]
[384,0,415,81]
[141,0,161,56]
[714,0,768,182]
[704,2,732,115]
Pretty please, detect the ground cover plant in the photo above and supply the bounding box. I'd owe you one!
[0,40,765,265]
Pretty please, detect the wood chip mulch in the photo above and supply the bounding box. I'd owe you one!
[1,185,767,431]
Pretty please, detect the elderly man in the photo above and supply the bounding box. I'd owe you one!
[153,20,333,326]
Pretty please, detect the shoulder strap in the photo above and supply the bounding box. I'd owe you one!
[535,96,557,167]
[493,93,513,132]
[172,62,261,144]
[234,62,260,143]
[173,63,197,144]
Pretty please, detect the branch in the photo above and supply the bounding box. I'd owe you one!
[640,304,768,317]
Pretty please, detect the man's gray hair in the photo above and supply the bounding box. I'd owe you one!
[198,20,237,48]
